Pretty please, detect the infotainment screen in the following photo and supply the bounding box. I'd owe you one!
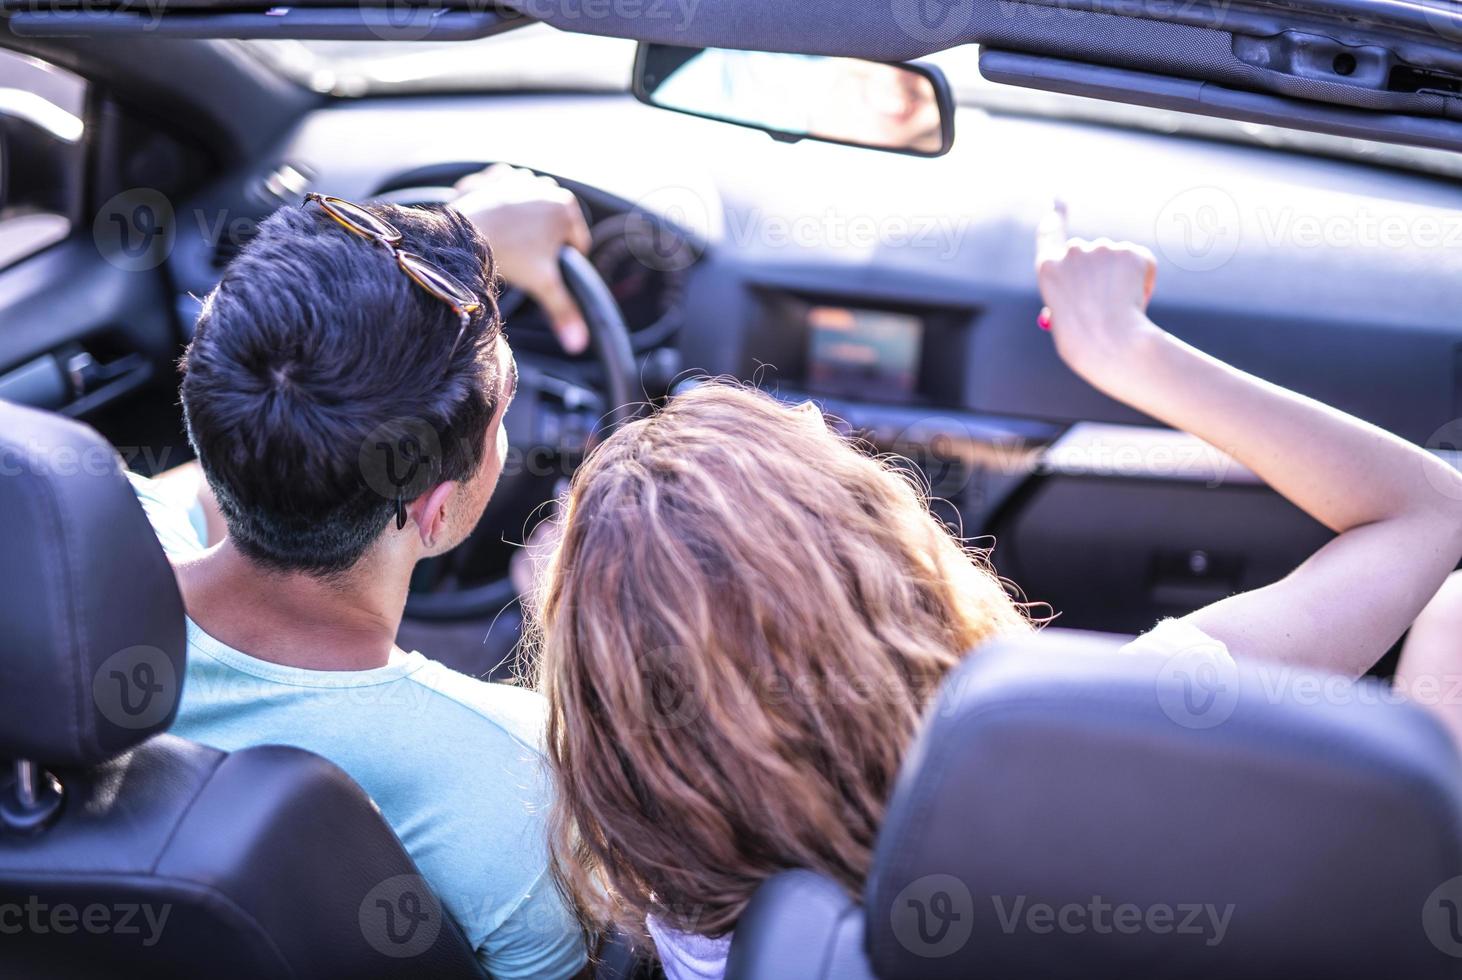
[805,305,923,399]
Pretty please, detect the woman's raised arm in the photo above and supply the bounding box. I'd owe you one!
[1035,201,1462,676]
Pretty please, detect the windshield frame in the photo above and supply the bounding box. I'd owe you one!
[238,31,1462,181]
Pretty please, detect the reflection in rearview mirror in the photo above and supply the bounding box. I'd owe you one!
[633,44,954,157]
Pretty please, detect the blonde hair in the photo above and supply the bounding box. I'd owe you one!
[534,382,1031,942]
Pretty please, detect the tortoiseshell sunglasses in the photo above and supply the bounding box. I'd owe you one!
[303,192,482,358]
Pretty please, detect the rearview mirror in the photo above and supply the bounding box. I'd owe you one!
[633,44,954,157]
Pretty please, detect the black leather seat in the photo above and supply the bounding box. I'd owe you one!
[727,631,1462,979]
[0,401,485,979]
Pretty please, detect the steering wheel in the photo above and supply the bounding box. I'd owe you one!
[403,245,637,620]
[558,246,636,418]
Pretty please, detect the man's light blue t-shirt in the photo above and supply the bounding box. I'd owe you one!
[128,473,585,979]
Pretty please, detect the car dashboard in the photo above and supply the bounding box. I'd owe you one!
[160,89,1462,635]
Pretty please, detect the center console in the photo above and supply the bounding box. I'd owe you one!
[692,287,1060,529]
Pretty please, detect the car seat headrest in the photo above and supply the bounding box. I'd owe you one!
[865,631,1462,979]
[0,401,186,771]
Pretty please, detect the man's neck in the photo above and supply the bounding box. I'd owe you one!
[173,540,411,671]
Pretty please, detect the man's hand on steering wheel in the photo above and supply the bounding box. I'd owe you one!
[406,165,637,620]
[451,163,594,354]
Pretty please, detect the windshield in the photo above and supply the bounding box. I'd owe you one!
[241,25,1462,179]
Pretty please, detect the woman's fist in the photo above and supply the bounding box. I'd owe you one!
[1034,200,1163,393]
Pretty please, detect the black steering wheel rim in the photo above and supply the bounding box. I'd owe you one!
[556,245,637,432]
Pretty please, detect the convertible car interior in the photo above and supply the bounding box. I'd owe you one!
[1,0,1461,974]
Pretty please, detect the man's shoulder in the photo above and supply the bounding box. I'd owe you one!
[390,661,564,945]
[404,657,549,757]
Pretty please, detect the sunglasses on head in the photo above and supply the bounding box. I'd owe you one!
[305,193,486,531]
[303,193,483,360]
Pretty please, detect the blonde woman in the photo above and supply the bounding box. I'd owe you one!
[533,203,1462,979]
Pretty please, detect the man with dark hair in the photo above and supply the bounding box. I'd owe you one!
[128,165,593,978]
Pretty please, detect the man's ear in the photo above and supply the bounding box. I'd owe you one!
[409,481,457,548]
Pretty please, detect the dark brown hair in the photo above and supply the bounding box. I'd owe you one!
[182,202,500,575]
